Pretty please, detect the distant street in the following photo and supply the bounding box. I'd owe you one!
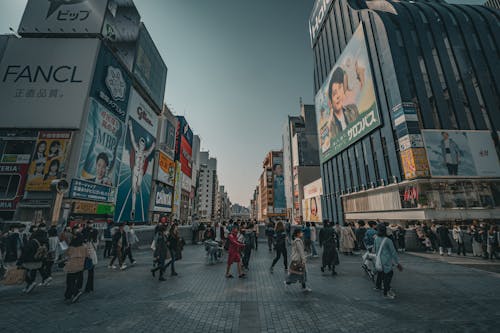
[1,243,499,333]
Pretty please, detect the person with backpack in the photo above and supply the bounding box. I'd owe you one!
[374,224,402,299]
[319,221,339,275]
[151,225,171,281]
[270,221,288,273]
[64,232,87,303]
[242,223,255,270]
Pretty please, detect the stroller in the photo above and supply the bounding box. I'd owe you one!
[204,240,223,264]
[361,247,376,282]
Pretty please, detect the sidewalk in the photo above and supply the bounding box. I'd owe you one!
[407,251,500,274]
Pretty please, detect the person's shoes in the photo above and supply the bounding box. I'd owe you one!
[84,289,93,293]
[384,290,396,299]
[131,260,137,265]
[226,274,234,278]
[239,274,246,279]
[42,277,53,286]
[26,282,37,294]
[171,272,178,276]
[108,265,117,269]
[159,277,166,281]
[22,286,29,293]
[270,267,274,274]
[302,287,312,293]
[373,287,382,292]
[320,266,325,273]
[72,291,83,303]
[120,264,127,270]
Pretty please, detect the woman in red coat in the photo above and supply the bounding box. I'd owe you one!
[225,226,246,278]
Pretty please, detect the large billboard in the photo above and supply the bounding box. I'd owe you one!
[422,130,500,178]
[153,183,173,213]
[163,118,177,160]
[0,164,29,211]
[114,90,158,223]
[180,137,193,178]
[25,131,72,192]
[309,0,334,46]
[90,43,131,122]
[133,23,167,111]
[76,98,125,189]
[0,38,100,129]
[156,151,175,187]
[315,24,380,162]
[18,0,109,35]
[171,162,182,220]
[272,155,286,214]
[302,179,323,223]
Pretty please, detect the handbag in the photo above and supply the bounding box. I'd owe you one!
[59,240,68,251]
[84,257,94,270]
[2,267,26,285]
[290,260,305,274]
[375,238,388,272]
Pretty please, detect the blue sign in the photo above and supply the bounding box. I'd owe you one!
[70,179,114,202]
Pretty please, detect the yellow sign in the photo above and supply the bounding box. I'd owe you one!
[401,148,430,180]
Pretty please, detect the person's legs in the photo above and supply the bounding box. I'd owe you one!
[268,236,273,251]
[383,270,394,296]
[375,271,383,290]
[254,233,258,250]
[117,248,124,267]
[271,248,282,268]
[169,248,176,274]
[311,241,318,256]
[283,247,288,270]
[85,268,94,292]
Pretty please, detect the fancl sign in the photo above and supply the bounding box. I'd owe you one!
[309,0,334,46]
[2,65,83,83]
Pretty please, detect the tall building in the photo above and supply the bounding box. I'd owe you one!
[310,0,500,225]
[282,103,321,224]
[215,185,232,221]
[173,116,193,224]
[0,1,168,225]
[257,151,287,222]
[250,186,260,220]
[191,135,201,219]
[197,152,218,222]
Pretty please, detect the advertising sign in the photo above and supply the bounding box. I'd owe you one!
[25,131,72,191]
[164,119,177,160]
[302,178,323,222]
[70,179,114,202]
[171,162,182,220]
[180,137,193,178]
[181,172,191,192]
[133,23,167,111]
[309,0,334,46]
[422,130,500,177]
[90,43,131,121]
[272,155,286,214]
[156,151,175,187]
[0,38,100,129]
[76,98,125,189]
[18,0,109,35]
[177,116,194,147]
[400,148,430,180]
[315,24,380,162]
[0,164,29,211]
[114,94,158,223]
[154,183,172,213]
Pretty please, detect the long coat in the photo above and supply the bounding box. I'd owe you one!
[340,226,356,252]
[319,227,339,266]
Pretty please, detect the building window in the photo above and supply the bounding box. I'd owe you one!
[0,174,19,199]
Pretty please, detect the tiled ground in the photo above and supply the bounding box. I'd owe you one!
[1,242,499,332]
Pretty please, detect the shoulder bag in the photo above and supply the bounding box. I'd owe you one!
[375,238,389,272]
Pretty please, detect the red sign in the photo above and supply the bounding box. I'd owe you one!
[180,137,192,177]
[0,164,29,211]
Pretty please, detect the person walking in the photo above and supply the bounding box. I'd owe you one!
[340,223,356,255]
[82,224,98,293]
[363,221,377,251]
[374,224,403,299]
[486,226,498,260]
[18,233,46,294]
[191,218,199,245]
[397,225,406,252]
[355,221,367,251]
[270,221,288,273]
[151,225,171,281]
[109,224,127,270]
[285,229,311,292]
[45,225,59,282]
[3,225,23,267]
[437,224,452,256]
[124,223,138,265]
[253,221,259,251]
[453,224,466,256]
[102,222,113,259]
[303,223,312,255]
[64,232,86,303]
[319,221,339,275]
[242,223,255,270]
[310,222,319,257]
[469,224,483,257]
[225,226,246,278]
[266,221,275,252]
[164,224,179,276]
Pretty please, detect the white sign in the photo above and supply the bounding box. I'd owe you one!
[0,38,100,129]
[309,0,334,46]
[127,89,159,136]
[398,134,424,152]
[181,172,191,192]
[303,178,323,200]
[19,0,109,35]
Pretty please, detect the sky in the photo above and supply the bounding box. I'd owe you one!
[0,0,315,206]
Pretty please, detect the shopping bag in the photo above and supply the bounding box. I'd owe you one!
[2,267,26,285]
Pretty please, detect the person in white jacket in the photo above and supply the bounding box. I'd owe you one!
[285,229,311,292]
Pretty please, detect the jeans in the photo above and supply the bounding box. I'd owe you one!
[85,267,94,292]
[124,246,135,263]
[271,246,288,269]
[104,241,112,258]
[65,271,83,299]
[311,241,318,256]
[376,270,394,295]
[267,236,274,251]
[457,242,466,256]
[109,247,123,267]
[25,265,48,285]
[242,245,252,268]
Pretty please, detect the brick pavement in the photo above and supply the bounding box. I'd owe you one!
[1,242,499,333]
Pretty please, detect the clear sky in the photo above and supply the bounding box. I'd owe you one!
[0,0,315,207]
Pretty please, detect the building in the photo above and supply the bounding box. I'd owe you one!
[257,151,287,222]
[197,152,218,222]
[191,135,201,220]
[173,116,194,224]
[310,0,500,225]
[282,103,321,224]
[0,1,168,225]
[250,186,260,220]
[215,185,232,221]
[231,204,250,220]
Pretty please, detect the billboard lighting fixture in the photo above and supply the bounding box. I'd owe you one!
[8,27,21,39]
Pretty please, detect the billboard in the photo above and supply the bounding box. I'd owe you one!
[315,24,380,162]
[114,92,158,223]
[0,164,29,211]
[153,183,173,213]
[90,43,131,121]
[180,137,193,178]
[70,179,115,202]
[422,130,500,177]
[309,0,334,46]
[171,162,182,220]
[272,155,286,214]
[156,151,175,187]
[302,178,323,223]
[76,98,125,189]
[181,172,192,192]
[163,118,177,160]
[133,23,167,111]
[18,0,109,35]
[0,38,100,129]
[25,131,72,191]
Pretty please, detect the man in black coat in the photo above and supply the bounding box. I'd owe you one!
[109,224,128,270]
[436,224,452,256]
[319,221,340,275]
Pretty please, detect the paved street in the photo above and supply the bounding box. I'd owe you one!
[1,243,499,333]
